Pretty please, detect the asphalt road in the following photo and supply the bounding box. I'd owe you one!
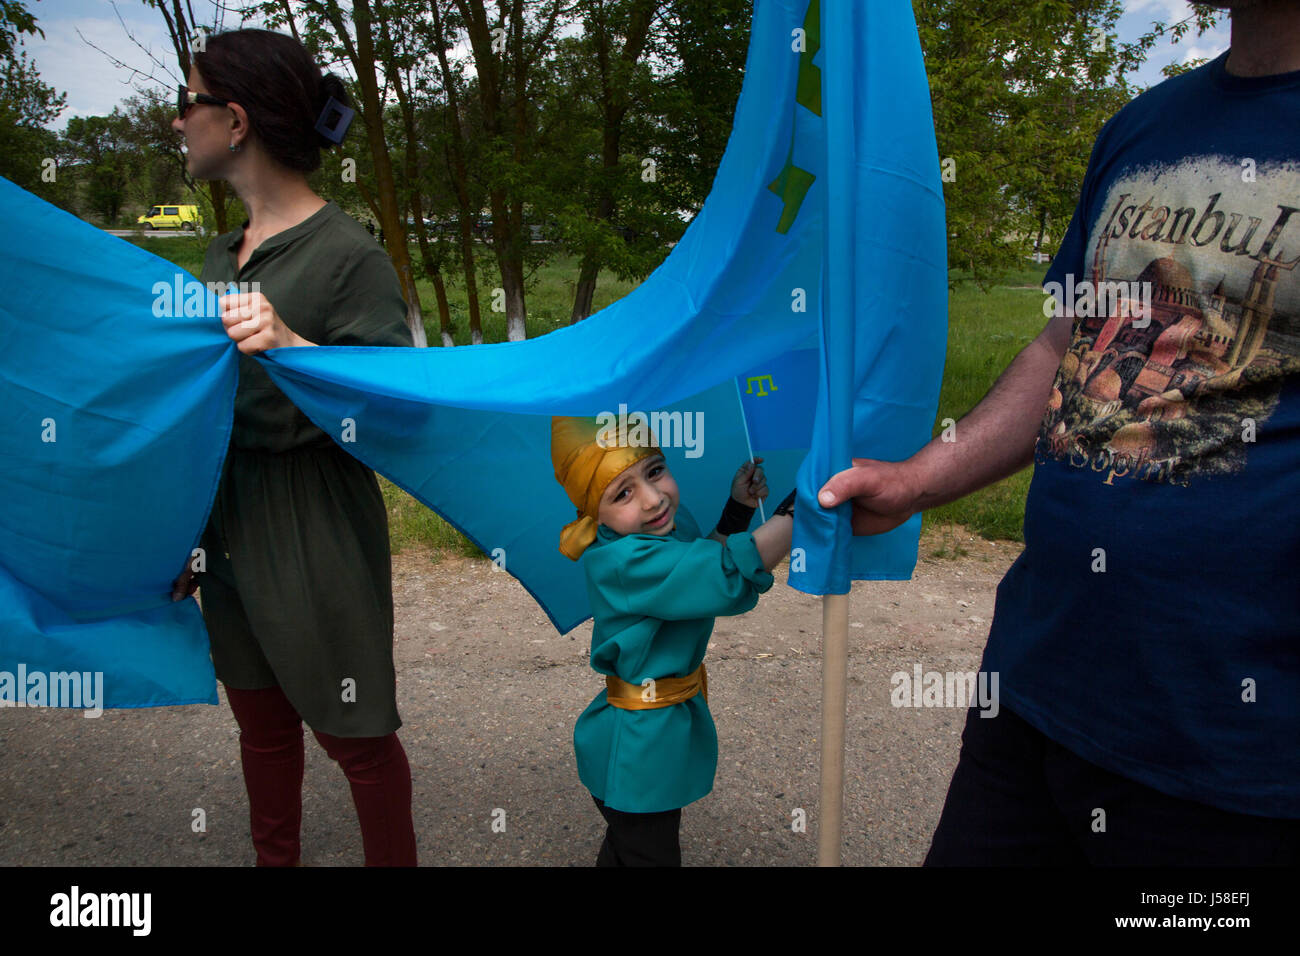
[104,229,194,238]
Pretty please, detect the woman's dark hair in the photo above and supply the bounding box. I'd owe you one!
[194,29,350,173]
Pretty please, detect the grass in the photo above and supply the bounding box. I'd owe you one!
[127,229,1051,555]
[413,246,644,345]
[920,265,1047,541]
[926,523,973,560]
[128,234,208,277]
[380,478,485,559]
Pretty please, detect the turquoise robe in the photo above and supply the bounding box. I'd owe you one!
[575,506,775,813]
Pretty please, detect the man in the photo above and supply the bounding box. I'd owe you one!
[819,0,1300,864]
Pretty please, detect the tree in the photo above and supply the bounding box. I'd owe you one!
[527,0,750,323]
[0,0,40,63]
[552,0,661,323]
[258,0,430,346]
[428,0,489,345]
[915,0,1222,284]
[134,0,236,234]
[231,0,756,343]
[449,0,566,341]
[63,111,145,223]
[0,1,67,200]
[377,0,457,346]
[0,48,65,196]
[647,0,751,218]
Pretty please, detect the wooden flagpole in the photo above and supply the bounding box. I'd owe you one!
[818,591,849,865]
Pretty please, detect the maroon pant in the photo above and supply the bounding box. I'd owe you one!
[224,684,417,866]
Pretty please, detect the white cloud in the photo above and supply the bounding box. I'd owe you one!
[1120,1,1230,88]
[26,12,178,128]
[1127,0,1194,23]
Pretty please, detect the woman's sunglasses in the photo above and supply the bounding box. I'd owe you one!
[177,85,230,119]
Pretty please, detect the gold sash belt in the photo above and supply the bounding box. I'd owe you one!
[605,664,708,710]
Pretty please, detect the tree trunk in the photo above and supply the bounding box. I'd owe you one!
[570,256,600,324]
[206,180,229,234]
[459,215,483,345]
[348,0,427,346]
[504,0,529,340]
[485,189,527,341]
[500,252,528,342]
[384,11,436,349]
[432,2,484,344]
[454,0,541,341]
[567,0,657,323]
[150,0,232,234]
[432,272,453,347]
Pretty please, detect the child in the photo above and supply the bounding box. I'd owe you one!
[551,415,795,866]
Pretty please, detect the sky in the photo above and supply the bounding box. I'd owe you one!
[20,0,1232,131]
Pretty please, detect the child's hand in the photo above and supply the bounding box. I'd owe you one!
[730,458,769,508]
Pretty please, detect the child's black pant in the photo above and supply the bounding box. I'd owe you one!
[592,796,681,866]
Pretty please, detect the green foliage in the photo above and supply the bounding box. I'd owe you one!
[0,0,41,62]
[116,91,188,211]
[1161,57,1208,79]
[381,475,486,558]
[244,0,752,328]
[45,90,222,228]
[532,24,682,288]
[63,111,143,224]
[412,245,642,344]
[123,234,209,276]
[0,0,66,202]
[649,1,753,215]
[918,1,1129,283]
[916,0,1222,286]
[927,525,970,559]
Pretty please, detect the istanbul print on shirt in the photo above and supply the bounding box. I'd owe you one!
[1038,157,1300,487]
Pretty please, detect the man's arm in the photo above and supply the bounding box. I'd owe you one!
[817,310,1073,535]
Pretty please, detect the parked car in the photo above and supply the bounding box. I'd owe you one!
[138,204,201,230]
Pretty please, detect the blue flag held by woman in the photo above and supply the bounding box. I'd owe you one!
[0,0,945,709]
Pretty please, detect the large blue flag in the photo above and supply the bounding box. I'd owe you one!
[0,193,232,707]
[0,0,945,708]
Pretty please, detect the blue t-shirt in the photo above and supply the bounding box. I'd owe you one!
[984,51,1300,818]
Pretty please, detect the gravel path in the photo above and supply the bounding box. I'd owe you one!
[0,528,1020,867]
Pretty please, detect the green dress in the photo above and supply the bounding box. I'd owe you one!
[196,202,412,737]
[575,505,774,812]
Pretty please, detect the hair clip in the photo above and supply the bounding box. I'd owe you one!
[314,96,355,144]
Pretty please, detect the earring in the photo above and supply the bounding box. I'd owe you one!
[228,143,241,152]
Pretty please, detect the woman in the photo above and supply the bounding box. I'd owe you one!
[169,29,417,866]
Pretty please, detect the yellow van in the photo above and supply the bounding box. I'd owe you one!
[138,204,201,230]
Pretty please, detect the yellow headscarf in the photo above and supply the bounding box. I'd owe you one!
[551,415,660,560]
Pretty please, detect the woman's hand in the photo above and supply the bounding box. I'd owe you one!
[221,292,316,354]
[730,457,768,508]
